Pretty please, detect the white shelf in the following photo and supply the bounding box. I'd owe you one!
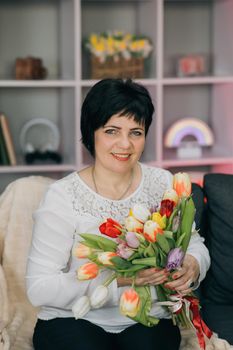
[0,80,76,88]
[0,164,76,174]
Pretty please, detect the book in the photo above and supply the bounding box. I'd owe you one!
[0,121,10,165]
[0,114,17,165]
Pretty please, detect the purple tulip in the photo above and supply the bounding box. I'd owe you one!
[166,248,185,271]
[125,232,140,248]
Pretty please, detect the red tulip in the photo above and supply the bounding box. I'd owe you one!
[99,218,122,238]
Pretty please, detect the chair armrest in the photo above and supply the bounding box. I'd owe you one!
[0,264,9,326]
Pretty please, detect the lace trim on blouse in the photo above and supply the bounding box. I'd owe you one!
[63,164,171,222]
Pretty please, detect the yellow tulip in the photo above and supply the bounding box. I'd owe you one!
[151,212,166,229]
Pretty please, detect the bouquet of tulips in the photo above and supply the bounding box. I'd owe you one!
[72,172,212,349]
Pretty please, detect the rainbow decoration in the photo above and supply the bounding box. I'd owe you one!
[164,118,214,148]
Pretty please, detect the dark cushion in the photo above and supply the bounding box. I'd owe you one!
[201,304,233,345]
[202,173,233,304]
[191,182,206,236]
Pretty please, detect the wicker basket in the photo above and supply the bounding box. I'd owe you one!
[91,56,144,79]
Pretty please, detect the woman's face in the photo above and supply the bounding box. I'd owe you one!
[94,114,146,174]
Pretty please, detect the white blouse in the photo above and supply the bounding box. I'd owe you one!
[26,163,210,333]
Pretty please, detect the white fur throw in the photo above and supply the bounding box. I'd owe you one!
[0,176,232,350]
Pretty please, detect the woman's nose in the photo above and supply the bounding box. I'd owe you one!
[118,135,131,148]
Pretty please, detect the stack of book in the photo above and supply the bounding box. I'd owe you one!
[0,113,17,166]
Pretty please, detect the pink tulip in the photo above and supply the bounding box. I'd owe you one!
[125,231,140,248]
[117,243,134,259]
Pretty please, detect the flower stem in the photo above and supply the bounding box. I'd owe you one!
[103,272,118,287]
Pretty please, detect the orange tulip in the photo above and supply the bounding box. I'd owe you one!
[97,252,117,266]
[120,288,140,317]
[143,220,163,243]
[73,243,93,259]
[76,262,99,280]
[173,172,192,198]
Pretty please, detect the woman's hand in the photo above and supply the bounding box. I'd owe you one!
[117,267,169,287]
[164,254,200,295]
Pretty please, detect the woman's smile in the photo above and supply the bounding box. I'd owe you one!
[94,114,145,173]
[111,152,131,161]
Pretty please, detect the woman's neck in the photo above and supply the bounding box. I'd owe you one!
[91,163,140,200]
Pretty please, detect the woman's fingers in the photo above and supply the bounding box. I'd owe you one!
[164,254,200,293]
[136,268,169,286]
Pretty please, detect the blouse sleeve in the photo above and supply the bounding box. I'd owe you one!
[26,181,118,310]
[186,231,210,285]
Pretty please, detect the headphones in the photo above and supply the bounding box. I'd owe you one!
[20,118,62,164]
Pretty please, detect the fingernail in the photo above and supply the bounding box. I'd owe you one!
[172,274,178,279]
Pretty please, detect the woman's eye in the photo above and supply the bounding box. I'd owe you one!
[131,130,143,136]
[105,129,117,135]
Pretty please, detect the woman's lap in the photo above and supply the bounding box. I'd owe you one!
[33,318,181,350]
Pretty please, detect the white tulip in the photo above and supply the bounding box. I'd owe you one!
[90,285,109,309]
[131,204,151,223]
[72,296,90,319]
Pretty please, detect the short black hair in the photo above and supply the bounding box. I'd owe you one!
[81,78,154,156]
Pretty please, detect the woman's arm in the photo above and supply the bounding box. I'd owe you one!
[26,182,118,309]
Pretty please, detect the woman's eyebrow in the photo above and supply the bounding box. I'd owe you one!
[103,125,144,130]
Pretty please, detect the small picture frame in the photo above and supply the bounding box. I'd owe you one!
[176,54,208,77]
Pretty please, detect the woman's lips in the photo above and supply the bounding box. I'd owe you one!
[111,153,131,161]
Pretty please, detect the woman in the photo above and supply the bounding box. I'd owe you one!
[26,78,210,350]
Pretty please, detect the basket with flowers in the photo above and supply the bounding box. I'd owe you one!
[84,31,153,79]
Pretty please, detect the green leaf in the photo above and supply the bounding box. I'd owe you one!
[180,197,196,252]
[166,206,179,231]
[129,286,160,327]
[156,285,167,302]
[176,231,186,248]
[80,233,117,252]
[143,243,156,258]
[131,257,157,267]
[167,237,176,250]
[164,230,174,239]
[156,233,170,254]
[111,256,133,270]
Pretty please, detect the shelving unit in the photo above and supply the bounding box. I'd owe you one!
[0,0,232,192]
